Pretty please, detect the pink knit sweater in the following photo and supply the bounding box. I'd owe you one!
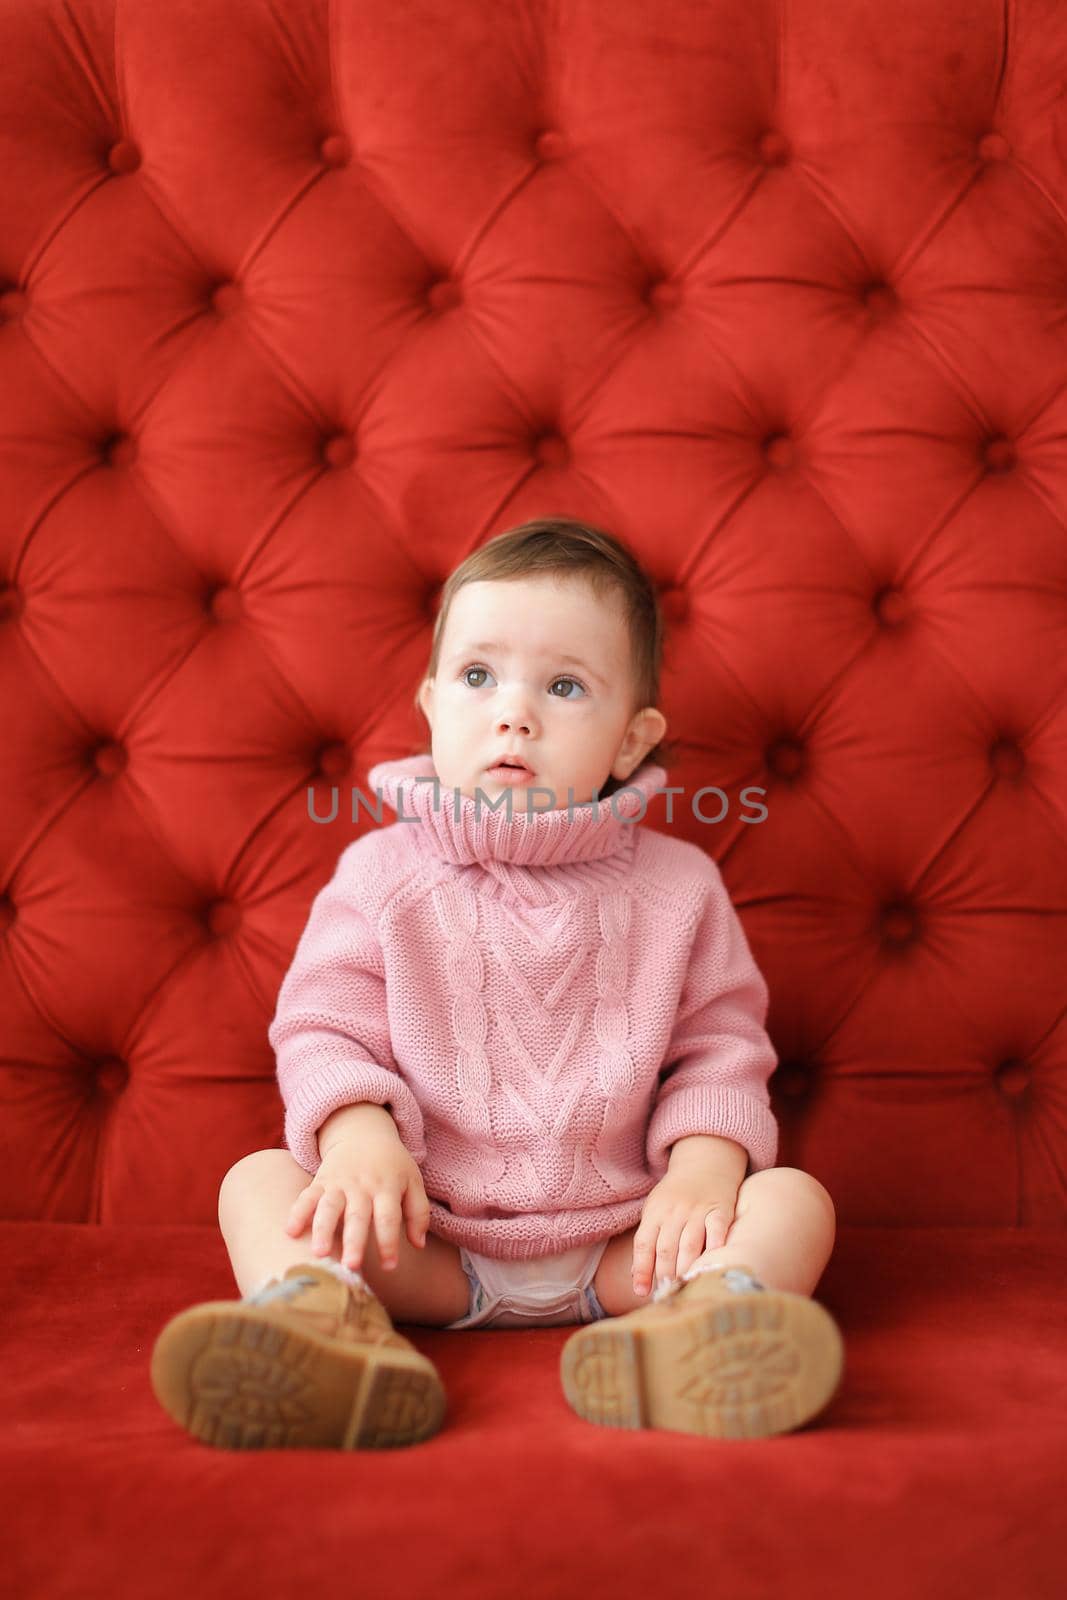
[268,753,779,1261]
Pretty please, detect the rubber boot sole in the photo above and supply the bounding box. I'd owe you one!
[560,1285,844,1439]
[150,1299,447,1450]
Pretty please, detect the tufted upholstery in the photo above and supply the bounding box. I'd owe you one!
[1,2,1064,1598]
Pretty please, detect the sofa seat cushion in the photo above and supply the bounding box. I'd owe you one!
[4,1221,1064,1599]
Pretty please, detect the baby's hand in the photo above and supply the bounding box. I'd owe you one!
[285,1138,430,1273]
[631,1171,739,1295]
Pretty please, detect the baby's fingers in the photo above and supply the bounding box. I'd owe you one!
[285,1182,322,1236]
[372,1189,402,1270]
[341,1191,373,1272]
[309,1187,346,1255]
[403,1183,431,1250]
[631,1224,660,1296]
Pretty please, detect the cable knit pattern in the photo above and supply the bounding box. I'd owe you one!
[268,754,779,1261]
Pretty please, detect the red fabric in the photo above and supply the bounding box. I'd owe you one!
[4,1222,1064,1599]
[1,0,1065,1594]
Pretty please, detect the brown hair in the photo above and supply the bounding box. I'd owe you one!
[411,516,681,796]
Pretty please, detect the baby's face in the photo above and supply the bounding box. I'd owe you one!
[417,574,666,808]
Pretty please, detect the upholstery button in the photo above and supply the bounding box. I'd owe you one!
[763,433,794,468]
[317,742,350,778]
[102,432,136,468]
[96,1059,128,1096]
[206,900,242,936]
[208,584,242,622]
[874,586,909,625]
[880,904,916,944]
[863,284,895,318]
[534,129,565,161]
[0,584,22,622]
[774,1061,811,1098]
[108,139,141,175]
[994,1058,1029,1096]
[659,585,688,624]
[211,282,241,315]
[320,134,350,167]
[93,741,127,778]
[767,737,804,778]
[324,433,355,468]
[757,130,789,165]
[535,433,568,467]
[0,895,14,933]
[0,286,26,319]
[990,737,1024,778]
[425,585,442,618]
[982,436,1015,472]
[427,279,460,311]
[649,280,681,310]
[978,132,1009,161]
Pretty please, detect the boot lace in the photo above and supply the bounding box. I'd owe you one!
[243,1273,319,1307]
[651,1264,768,1304]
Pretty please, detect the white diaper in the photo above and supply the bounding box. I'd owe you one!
[446,1239,612,1329]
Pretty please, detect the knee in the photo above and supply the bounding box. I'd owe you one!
[746,1166,836,1222]
[217,1148,304,1217]
[788,1167,836,1229]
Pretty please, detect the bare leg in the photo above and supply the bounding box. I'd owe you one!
[217,1149,470,1327]
[592,1167,837,1318]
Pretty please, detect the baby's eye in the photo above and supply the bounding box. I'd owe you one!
[461,665,587,698]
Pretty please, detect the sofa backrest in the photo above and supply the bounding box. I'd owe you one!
[1,0,1061,1228]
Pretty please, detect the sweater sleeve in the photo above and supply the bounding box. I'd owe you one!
[268,845,427,1174]
[646,867,779,1180]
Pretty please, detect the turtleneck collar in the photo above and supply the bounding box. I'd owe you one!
[365,753,668,868]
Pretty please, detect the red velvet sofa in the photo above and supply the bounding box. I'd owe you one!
[2,2,1064,1597]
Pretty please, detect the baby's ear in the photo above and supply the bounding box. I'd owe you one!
[616,706,666,771]
[641,706,668,747]
[416,678,433,718]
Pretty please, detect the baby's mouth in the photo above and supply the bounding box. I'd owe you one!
[486,759,535,781]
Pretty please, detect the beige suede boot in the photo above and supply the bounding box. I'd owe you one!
[151,1261,446,1451]
[560,1262,844,1440]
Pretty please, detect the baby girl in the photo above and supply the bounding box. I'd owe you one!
[150,517,843,1450]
